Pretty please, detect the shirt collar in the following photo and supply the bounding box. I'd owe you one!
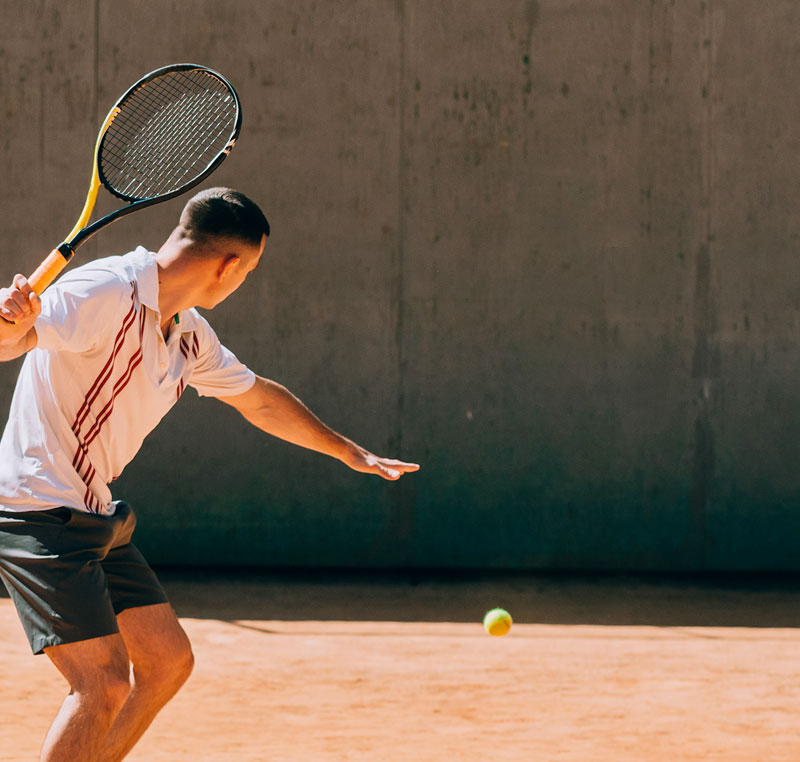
[130,246,197,333]
[131,247,161,313]
[173,309,198,332]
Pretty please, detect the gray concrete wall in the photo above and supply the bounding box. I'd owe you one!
[1,0,799,570]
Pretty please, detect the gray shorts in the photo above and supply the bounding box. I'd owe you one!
[0,501,169,654]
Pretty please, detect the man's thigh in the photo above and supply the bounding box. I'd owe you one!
[0,507,121,654]
[101,528,170,618]
[45,631,131,690]
[0,503,168,655]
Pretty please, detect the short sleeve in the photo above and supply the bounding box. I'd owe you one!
[34,267,128,354]
[186,312,256,398]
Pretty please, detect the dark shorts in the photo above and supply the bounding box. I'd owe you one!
[0,501,169,654]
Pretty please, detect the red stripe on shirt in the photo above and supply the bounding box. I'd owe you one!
[71,287,137,441]
[71,301,137,474]
[84,483,99,513]
[79,308,146,454]
[74,439,97,511]
[81,350,144,454]
[72,294,144,509]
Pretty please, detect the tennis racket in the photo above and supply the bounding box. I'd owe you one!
[28,62,242,294]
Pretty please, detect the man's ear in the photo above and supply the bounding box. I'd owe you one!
[217,254,240,281]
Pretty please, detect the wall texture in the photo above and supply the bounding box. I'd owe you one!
[1,0,799,570]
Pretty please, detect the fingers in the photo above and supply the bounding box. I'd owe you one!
[374,458,421,481]
[380,459,420,472]
[344,444,420,481]
[381,464,401,480]
[0,275,41,323]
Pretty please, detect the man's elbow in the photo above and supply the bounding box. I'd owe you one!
[0,328,36,362]
[0,346,25,362]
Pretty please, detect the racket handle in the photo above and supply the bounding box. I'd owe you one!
[28,244,74,294]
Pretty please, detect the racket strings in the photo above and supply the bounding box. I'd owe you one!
[99,70,237,201]
[104,89,232,197]
[105,74,233,180]
[111,95,222,195]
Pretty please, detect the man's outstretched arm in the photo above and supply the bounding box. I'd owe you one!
[0,275,40,361]
[220,376,420,480]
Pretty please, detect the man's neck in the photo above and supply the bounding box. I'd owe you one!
[159,310,178,340]
[155,231,206,326]
[155,262,185,329]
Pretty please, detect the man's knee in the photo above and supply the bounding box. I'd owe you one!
[117,604,194,695]
[167,640,194,687]
[134,638,194,694]
[46,635,132,717]
[94,666,133,716]
[64,658,132,720]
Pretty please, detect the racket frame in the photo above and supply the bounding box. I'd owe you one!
[29,63,242,293]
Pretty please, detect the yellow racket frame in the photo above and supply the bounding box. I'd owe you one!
[28,108,120,294]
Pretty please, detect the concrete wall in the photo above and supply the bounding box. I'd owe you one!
[1,0,799,570]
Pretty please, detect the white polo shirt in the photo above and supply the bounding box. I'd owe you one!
[0,246,256,515]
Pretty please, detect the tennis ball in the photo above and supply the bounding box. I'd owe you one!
[483,607,512,637]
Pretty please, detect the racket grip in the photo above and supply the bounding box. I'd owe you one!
[28,244,74,294]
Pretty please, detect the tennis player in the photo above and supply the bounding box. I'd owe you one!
[0,187,419,762]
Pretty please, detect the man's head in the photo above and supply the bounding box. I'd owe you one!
[179,187,270,250]
[162,188,270,310]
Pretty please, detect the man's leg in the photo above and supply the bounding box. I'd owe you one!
[98,603,194,762]
[41,633,132,762]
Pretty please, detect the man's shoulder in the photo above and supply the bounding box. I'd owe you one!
[69,247,153,284]
[38,248,155,323]
[182,307,209,327]
[50,248,154,302]
[178,308,216,341]
[34,248,155,352]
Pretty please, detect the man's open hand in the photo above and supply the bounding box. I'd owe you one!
[344,445,420,481]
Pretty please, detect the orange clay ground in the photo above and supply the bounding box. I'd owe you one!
[2,571,800,761]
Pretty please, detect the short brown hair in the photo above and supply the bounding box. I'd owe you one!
[180,187,270,248]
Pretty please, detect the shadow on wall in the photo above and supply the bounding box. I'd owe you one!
[119,567,800,628]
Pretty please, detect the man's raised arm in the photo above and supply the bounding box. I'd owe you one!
[0,275,40,361]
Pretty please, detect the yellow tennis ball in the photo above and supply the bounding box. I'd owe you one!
[483,607,512,636]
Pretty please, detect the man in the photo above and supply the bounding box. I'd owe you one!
[0,187,419,762]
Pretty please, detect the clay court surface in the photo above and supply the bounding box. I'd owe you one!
[2,571,800,761]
